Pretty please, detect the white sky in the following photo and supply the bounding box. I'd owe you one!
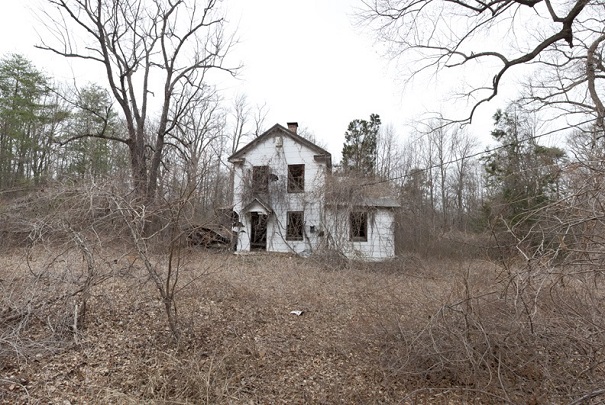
[1,0,507,161]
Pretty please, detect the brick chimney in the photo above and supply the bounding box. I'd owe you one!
[287,122,298,134]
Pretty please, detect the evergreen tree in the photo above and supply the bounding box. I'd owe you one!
[62,84,122,178]
[341,114,380,176]
[483,105,565,227]
[0,54,54,188]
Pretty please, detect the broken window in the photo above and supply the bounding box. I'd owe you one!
[252,165,269,193]
[286,211,304,241]
[287,164,305,193]
[350,211,368,241]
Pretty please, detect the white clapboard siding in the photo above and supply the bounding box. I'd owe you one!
[229,123,397,260]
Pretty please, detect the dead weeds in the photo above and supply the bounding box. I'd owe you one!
[1,249,603,404]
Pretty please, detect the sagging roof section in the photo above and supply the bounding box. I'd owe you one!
[325,175,400,208]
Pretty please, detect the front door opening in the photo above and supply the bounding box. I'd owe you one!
[250,212,268,250]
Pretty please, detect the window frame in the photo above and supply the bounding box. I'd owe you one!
[252,165,269,193]
[286,211,304,241]
[349,211,368,242]
[287,164,305,193]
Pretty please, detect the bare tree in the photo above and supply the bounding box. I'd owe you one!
[376,123,404,181]
[225,94,268,207]
[229,94,250,156]
[429,123,451,229]
[161,84,226,216]
[360,0,603,129]
[402,121,482,233]
[108,189,192,340]
[37,0,237,199]
[228,93,268,155]
[449,127,481,231]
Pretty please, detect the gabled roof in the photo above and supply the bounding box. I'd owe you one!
[242,197,273,215]
[228,123,332,168]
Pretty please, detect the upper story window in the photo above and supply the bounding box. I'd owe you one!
[350,211,368,242]
[252,165,269,193]
[287,164,305,193]
[286,211,304,241]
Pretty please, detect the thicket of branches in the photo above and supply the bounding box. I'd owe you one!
[2,0,605,402]
[351,1,605,402]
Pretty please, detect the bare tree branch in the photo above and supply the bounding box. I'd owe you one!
[36,0,238,200]
[360,0,602,128]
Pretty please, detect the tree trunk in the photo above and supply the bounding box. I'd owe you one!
[128,136,148,200]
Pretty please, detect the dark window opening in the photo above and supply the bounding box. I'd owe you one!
[287,164,305,193]
[252,165,269,193]
[350,212,368,241]
[286,211,304,241]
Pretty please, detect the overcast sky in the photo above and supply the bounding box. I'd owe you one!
[1,0,504,161]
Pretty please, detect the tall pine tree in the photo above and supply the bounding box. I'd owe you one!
[341,114,381,176]
[0,54,53,188]
[483,105,565,227]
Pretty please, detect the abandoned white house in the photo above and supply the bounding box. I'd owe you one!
[227,122,399,260]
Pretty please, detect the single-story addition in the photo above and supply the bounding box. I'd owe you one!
[227,122,399,261]
[323,176,400,260]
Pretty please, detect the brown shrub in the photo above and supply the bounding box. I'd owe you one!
[2,245,605,404]
[354,260,605,404]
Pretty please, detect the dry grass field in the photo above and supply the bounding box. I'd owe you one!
[1,247,604,404]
